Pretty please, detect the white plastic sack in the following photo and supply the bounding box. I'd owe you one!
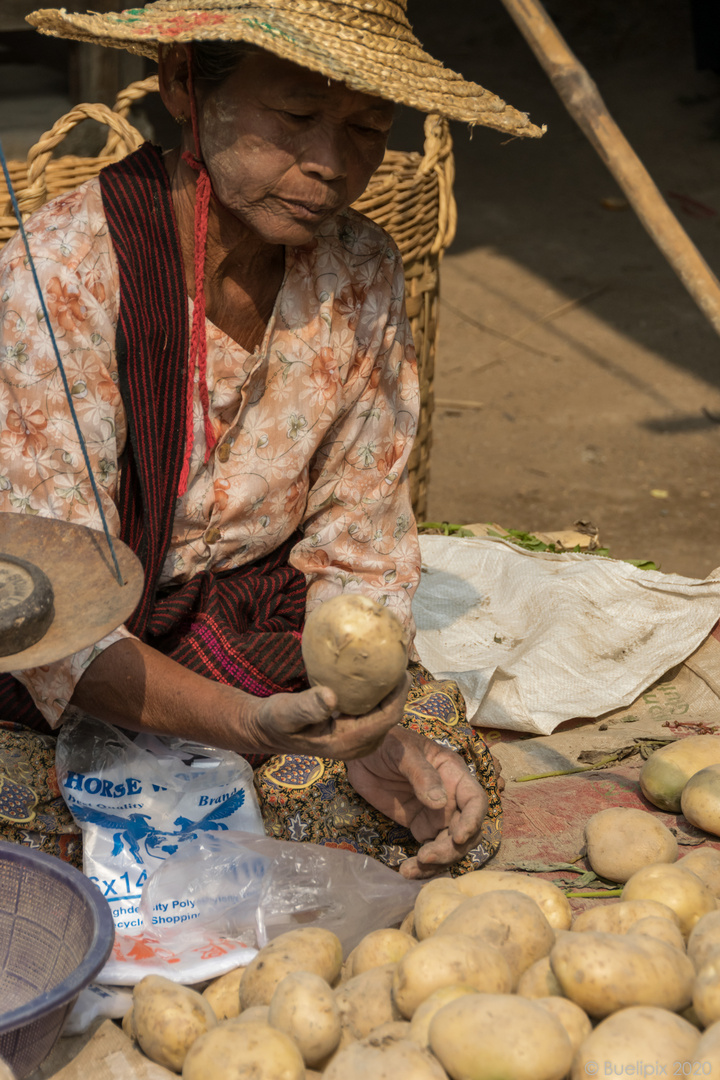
[55,716,265,933]
[412,534,720,735]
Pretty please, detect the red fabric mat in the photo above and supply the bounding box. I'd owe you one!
[490,762,717,915]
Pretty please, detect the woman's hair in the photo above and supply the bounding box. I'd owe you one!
[191,41,261,85]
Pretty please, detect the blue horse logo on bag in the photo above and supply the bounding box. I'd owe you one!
[68,786,247,864]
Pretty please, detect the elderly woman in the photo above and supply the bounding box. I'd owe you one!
[0,0,542,874]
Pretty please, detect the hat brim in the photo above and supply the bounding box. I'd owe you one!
[28,4,545,137]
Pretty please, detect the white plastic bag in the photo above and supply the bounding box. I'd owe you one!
[139,830,422,953]
[97,831,422,985]
[55,716,265,933]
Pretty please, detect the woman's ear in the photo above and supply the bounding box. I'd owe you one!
[157,43,192,122]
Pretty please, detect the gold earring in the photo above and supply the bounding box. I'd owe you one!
[174,114,187,125]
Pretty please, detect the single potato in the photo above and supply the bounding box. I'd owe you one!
[182,1020,304,1080]
[584,806,678,883]
[121,1004,134,1039]
[452,870,572,931]
[640,735,720,812]
[626,915,686,952]
[399,909,415,938]
[682,764,720,836]
[409,985,479,1048]
[360,1021,412,1047]
[323,1039,447,1080]
[693,956,720,1027]
[550,930,694,1017]
[131,974,217,1073]
[679,848,720,898]
[571,898,680,935]
[228,1005,270,1025]
[301,594,410,715]
[433,889,555,985]
[239,927,342,1008]
[202,965,244,1020]
[429,993,573,1080]
[688,910,720,970]
[347,928,417,977]
[696,1020,720,1072]
[335,962,403,1044]
[621,863,716,937]
[516,956,564,999]
[535,996,592,1055]
[571,1006,699,1080]
[268,971,341,1067]
[413,879,466,941]
[392,933,513,1019]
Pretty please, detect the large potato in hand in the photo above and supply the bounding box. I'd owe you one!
[131,974,217,1072]
[301,594,409,715]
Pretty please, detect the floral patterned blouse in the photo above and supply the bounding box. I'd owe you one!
[0,177,421,726]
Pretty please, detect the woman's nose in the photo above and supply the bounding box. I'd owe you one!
[299,126,348,182]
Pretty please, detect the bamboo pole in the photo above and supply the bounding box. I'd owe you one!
[500,0,720,338]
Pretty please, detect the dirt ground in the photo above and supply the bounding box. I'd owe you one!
[2,0,720,578]
[398,0,720,579]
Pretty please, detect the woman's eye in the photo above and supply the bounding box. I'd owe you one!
[283,111,313,123]
[353,125,386,137]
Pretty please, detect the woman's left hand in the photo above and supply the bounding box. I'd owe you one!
[345,726,490,880]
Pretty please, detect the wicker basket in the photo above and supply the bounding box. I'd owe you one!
[0,77,456,518]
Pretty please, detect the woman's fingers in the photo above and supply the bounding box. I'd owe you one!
[257,672,410,758]
[446,770,489,847]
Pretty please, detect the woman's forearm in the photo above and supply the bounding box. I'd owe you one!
[71,638,411,762]
[70,637,263,752]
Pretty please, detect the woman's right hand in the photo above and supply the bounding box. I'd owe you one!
[248,672,411,760]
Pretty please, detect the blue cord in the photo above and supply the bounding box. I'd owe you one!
[0,137,124,585]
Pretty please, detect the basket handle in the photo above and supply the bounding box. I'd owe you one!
[418,114,458,255]
[16,103,145,218]
[100,75,161,158]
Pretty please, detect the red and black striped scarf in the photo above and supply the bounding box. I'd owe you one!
[0,143,308,743]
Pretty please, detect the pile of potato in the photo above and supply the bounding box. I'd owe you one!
[118,734,720,1079]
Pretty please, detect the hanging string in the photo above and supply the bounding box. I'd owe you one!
[0,137,124,586]
[178,47,217,496]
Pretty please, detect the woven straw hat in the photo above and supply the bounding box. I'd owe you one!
[28,1,545,137]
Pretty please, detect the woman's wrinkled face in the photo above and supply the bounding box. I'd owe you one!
[192,50,394,246]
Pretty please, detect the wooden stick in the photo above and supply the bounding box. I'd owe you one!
[500,0,720,338]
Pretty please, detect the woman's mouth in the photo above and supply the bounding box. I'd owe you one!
[276,196,336,221]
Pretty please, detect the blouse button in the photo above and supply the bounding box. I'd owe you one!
[204,527,221,545]
[217,442,231,463]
